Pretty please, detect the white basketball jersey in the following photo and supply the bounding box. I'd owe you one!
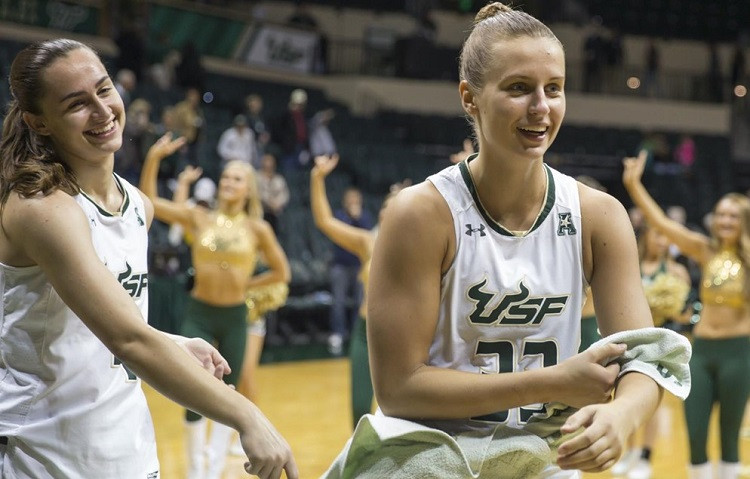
[428,158,585,429]
[0,176,159,478]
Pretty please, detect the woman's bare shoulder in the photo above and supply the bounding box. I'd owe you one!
[1,190,87,265]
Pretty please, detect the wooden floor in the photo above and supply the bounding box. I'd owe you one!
[145,358,750,479]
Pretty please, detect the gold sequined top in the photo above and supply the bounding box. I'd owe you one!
[193,212,257,272]
[701,248,746,309]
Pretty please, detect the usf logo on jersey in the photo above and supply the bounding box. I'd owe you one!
[467,278,568,325]
[117,262,148,298]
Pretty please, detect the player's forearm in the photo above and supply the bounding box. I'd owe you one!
[377,364,557,419]
[612,372,662,432]
[117,328,252,430]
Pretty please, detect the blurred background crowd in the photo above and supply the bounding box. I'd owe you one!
[0,0,748,359]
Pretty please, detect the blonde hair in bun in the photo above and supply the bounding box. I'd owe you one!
[460,2,562,95]
[473,2,513,24]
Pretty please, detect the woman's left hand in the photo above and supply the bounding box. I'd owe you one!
[556,402,630,472]
[174,336,231,380]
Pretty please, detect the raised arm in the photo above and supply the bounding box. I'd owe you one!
[173,166,203,204]
[368,183,624,419]
[8,191,297,478]
[623,150,710,263]
[310,154,371,260]
[139,133,196,228]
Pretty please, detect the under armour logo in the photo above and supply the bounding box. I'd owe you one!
[557,213,577,236]
[465,224,486,237]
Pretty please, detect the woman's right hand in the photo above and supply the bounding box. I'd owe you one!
[239,405,299,479]
[146,132,186,163]
[552,343,626,408]
[622,150,648,189]
[311,154,339,178]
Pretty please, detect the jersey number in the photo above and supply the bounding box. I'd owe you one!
[113,356,138,381]
[473,339,557,424]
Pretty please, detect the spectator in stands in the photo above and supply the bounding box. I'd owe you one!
[286,2,328,73]
[114,68,137,109]
[287,1,318,29]
[604,27,624,91]
[730,37,746,94]
[644,38,661,98]
[175,41,205,92]
[147,47,180,92]
[217,114,257,168]
[272,88,310,173]
[115,20,146,81]
[309,108,337,158]
[326,186,374,356]
[582,17,605,93]
[245,94,270,167]
[706,42,724,102]
[172,87,204,168]
[674,134,696,176]
[257,153,289,234]
[118,98,155,184]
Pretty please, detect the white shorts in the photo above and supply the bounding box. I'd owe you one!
[247,316,266,337]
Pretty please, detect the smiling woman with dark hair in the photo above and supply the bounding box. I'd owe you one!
[0,38,297,479]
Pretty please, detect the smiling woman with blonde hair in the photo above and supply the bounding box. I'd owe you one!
[323,4,690,478]
[141,140,291,479]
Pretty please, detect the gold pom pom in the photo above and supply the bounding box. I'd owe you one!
[643,273,690,326]
[245,282,289,323]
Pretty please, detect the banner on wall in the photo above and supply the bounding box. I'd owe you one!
[0,0,100,34]
[241,24,320,74]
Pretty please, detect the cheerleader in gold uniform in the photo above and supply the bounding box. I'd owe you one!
[624,151,750,479]
[141,142,290,479]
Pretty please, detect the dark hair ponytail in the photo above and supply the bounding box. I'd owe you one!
[0,101,77,210]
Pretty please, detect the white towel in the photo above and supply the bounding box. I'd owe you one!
[322,328,691,478]
[321,412,551,479]
[524,327,693,452]
[587,327,692,399]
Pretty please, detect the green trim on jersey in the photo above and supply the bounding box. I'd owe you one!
[78,174,131,217]
[458,155,556,237]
